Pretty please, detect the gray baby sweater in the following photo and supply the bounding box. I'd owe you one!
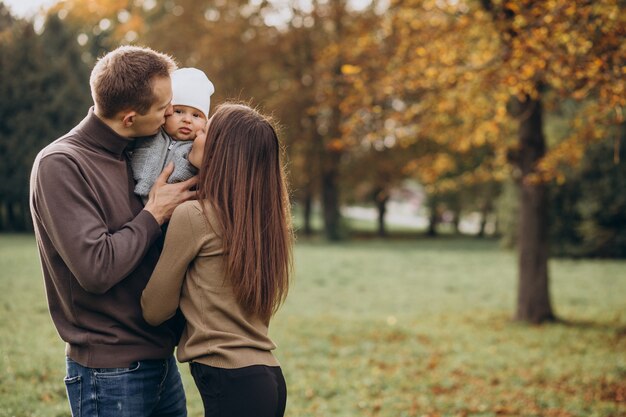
[131,128,198,201]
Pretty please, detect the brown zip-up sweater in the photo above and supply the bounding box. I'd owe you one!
[29,108,180,368]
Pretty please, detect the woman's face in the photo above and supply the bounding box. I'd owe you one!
[188,117,211,168]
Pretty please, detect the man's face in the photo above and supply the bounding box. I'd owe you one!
[130,76,173,137]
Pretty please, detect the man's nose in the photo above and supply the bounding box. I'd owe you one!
[164,104,174,117]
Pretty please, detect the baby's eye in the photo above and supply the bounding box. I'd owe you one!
[193,113,202,118]
[174,109,183,114]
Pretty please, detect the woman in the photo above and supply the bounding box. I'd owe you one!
[141,103,293,417]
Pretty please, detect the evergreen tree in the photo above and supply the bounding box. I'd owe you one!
[0,13,91,231]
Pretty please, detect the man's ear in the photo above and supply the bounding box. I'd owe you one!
[122,111,137,128]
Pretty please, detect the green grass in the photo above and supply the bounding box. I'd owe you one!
[1,234,624,417]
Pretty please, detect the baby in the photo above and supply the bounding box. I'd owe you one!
[131,67,215,202]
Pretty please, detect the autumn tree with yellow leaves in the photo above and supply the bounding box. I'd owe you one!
[344,0,625,323]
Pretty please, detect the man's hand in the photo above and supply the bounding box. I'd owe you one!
[144,163,198,225]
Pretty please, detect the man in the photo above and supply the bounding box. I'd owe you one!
[29,45,195,416]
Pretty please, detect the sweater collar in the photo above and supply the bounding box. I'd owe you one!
[76,107,133,157]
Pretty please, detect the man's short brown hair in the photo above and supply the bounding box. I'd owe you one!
[90,45,177,119]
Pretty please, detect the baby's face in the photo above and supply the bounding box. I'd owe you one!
[163,105,207,141]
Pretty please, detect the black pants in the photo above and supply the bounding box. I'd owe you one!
[190,363,287,417]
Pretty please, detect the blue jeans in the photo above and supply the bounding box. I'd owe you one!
[64,356,187,417]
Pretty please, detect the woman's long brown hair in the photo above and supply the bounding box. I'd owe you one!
[196,103,293,321]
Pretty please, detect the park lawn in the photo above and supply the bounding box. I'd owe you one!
[0,234,624,417]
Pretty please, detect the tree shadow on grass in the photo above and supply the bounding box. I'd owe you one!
[556,317,626,337]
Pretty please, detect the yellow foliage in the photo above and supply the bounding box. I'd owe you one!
[325,139,344,153]
[434,153,456,173]
[339,0,624,186]
[415,46,427,56]
[341,64,362,75]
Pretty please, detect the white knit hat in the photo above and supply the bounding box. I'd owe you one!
[171,68,215,119]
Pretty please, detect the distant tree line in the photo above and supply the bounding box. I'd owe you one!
[0,0,626,264]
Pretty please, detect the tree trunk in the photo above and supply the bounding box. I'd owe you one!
[478,0,555,323]
[6,201,18,231]
[452,211,460,234]
[320,71,342,241]
[477,189,493,238]
[17,202,27,231]
[22,201,33,232]
[303,118,317,237]
[493,214,500,237]
[477,211,487,237]
[302,187,313,236]
[427,196,438,237]
[321,151,342,240]
[449,195,461,235]
[514,96,556,323]
[320,0,345,242]
[375,192,388,237]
